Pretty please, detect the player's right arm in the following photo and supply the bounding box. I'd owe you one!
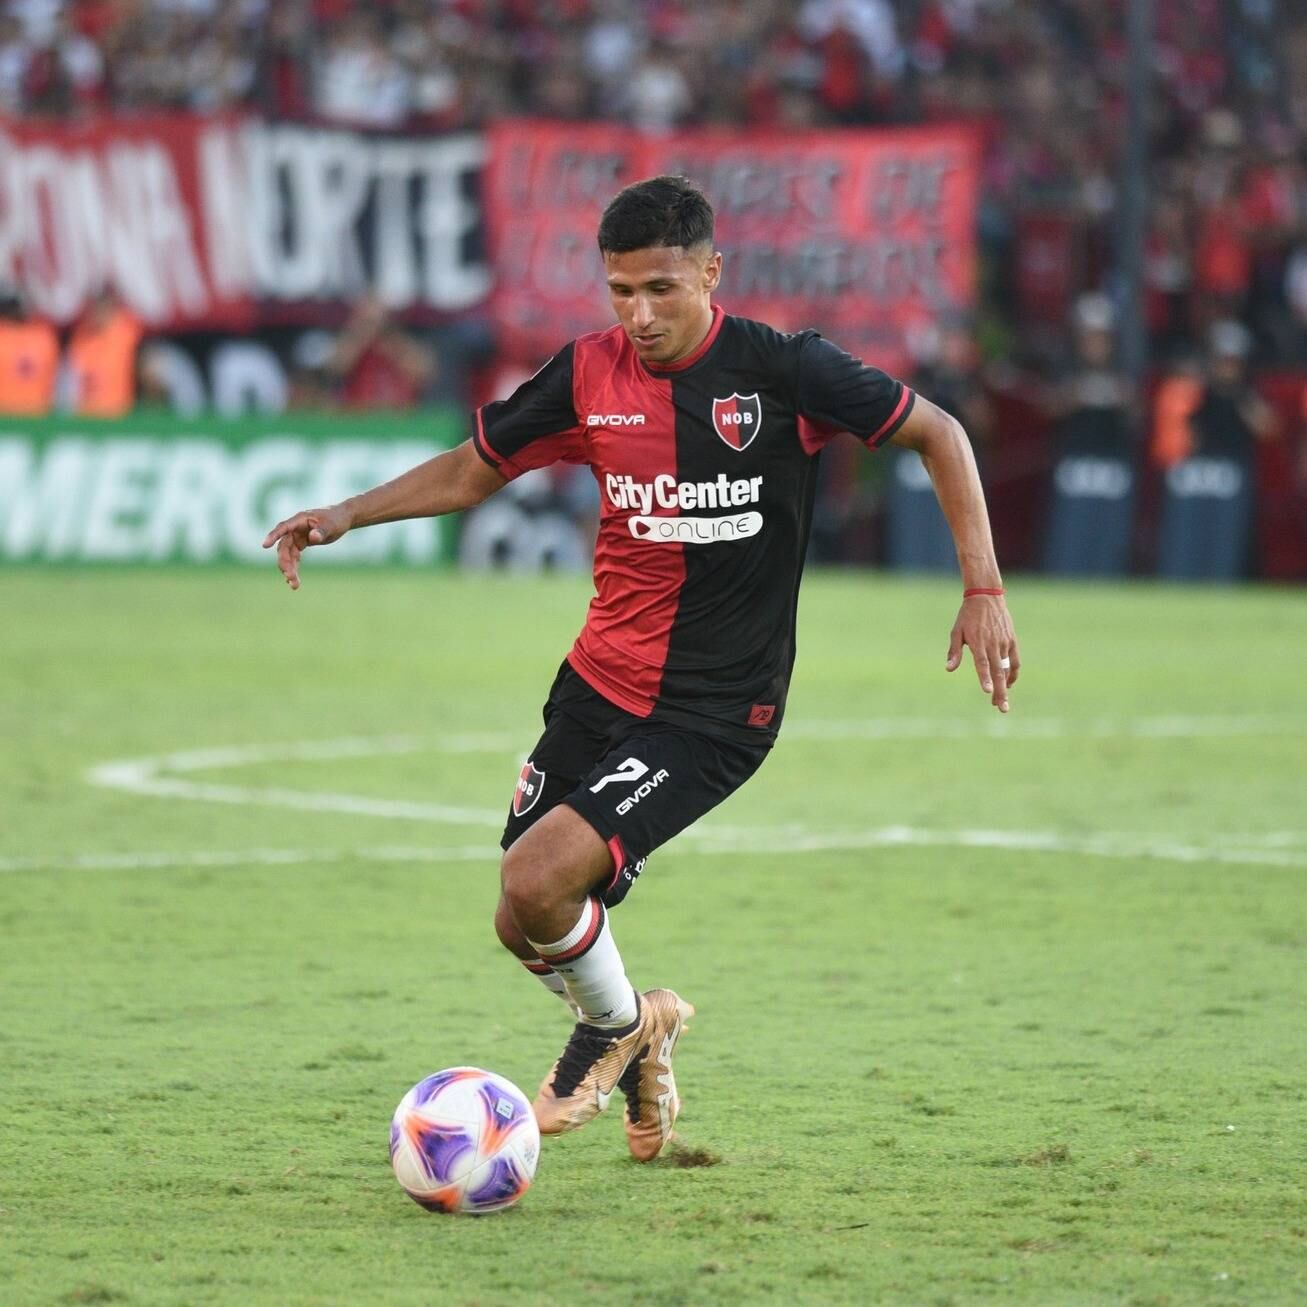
[261,441,506,590]
[264,344,584,590]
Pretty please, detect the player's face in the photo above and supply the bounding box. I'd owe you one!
[604,244,722,365]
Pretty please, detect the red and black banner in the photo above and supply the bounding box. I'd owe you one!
[0,115,487,329]
[484,119,981,377]
[2,112,978,373]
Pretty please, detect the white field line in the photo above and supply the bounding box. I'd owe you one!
[781,713,1307,741]
[87,738,506,826]
[84,711,1307,823]
[59,719,1306,877]
[5,828,1307,876]
[685,825,1307,868]
[0,845,494,874]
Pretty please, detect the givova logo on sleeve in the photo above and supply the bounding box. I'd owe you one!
[587,756,671,815]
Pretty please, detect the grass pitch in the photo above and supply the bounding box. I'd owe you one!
[1,567,1305,1306]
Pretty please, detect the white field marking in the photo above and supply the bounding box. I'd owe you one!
[781,713,1307,741]
[1212,831,1307,848]
[5,828,1307,877]
[0,846,493,875]
[86,709,1307,790]
[85,711,1307,819]
[73,721,1307,875]
[683,825,1307,869]
[86,736,506,827]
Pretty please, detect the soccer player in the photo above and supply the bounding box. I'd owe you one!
[263,176,1020,1162]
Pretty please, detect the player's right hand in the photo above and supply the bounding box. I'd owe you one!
[261,504,351,590]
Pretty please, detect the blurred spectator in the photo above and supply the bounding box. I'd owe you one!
[328,295,437,410]
[138,339,207,417]
[886,311,990,572]
[1046,294,1135,462]
[1151,354,1204,470]
[798,0,903,82]
[287,329,338,410]
[621,41,692,134]
[314,12,411,127]
[1285,242,1307,359]
[910,313,992,448]
[65,288,143,418]
[0,285,58,416]
[1043,294,1138,576]
[1143,188,1194,361]
[0,15,33,115]
[1156,319,1278,580]
[1173,320,1276,464]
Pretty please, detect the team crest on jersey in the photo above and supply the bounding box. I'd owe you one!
[712,392,762,451]
[513,761,546,817]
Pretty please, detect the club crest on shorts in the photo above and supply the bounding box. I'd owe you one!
[712,392,762,451]
[513,761,546,817]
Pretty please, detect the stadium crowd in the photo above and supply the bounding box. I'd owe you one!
[2,0,1306,578]
[2,0,1307,370]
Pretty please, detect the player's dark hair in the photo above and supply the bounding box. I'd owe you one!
[597,176,714,255]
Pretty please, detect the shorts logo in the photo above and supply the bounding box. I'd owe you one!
[712,392,762,451]
[513,761,546,817]
[616,769,670,815]
[588,757,648,793]
[748,704,776,727]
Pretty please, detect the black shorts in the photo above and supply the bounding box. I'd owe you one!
[501,661,770,908]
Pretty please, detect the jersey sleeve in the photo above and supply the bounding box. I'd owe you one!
[472,343,586,480]
[794,333,915,455]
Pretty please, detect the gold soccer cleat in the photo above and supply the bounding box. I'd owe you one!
[616,989,694,1162]
[532,996,648,1135]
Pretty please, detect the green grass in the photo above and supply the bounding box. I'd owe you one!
[1,568,1305,1306]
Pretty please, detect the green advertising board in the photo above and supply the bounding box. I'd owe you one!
[0,411,464,565]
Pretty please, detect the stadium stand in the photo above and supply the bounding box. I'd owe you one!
[2,0,1305,369]
[1,0,1304,576]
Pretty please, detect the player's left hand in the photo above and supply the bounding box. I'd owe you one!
[946,594,1020,712]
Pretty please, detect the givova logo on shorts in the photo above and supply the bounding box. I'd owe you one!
[588,757,670,814]
[616,770,669,815]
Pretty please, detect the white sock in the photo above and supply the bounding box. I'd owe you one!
[520,957,573,1006]
[528,896,638,1029]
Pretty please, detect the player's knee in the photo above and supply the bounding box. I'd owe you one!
[500,839,555,922]
[492,894,522,953]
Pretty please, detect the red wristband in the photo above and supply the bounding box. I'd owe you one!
[963,587,1005,598]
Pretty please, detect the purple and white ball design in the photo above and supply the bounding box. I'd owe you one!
[389,1068,539,1214]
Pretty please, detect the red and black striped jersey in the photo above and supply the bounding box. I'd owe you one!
[472,305,915,742]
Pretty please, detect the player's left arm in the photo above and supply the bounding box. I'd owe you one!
[890,397,1020,712]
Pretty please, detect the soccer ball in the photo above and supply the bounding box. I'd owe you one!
[389,1067,540,1214]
